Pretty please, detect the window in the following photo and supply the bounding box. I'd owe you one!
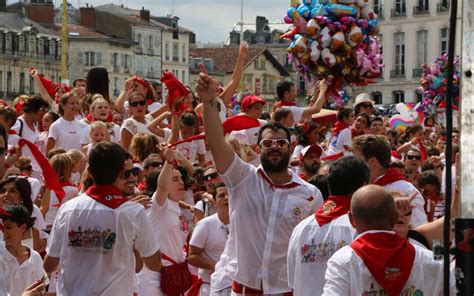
[394,32,405,75]
[6,71,12,93]
[440,28,449,55]
[374,0,383,16]
[395,0,406,14]
[29,76,34,94]
[182,44,186,62]
[416,30,428,66]
[371,91,383,104]
[165,42,169,60]
[148,36,153,49]
[260,60,266,70]
[19,72,25,93]
[393,90,405,103]
[172,43,179,61]
[84,51,101,66]
[182,70,186,85]
[173,30,179,40]
[417,0,429,10]
[137,34,142,49]
[111,53,119,67]
[254,60,260,70]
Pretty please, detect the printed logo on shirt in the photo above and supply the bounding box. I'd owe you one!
[322,201,336,214]
[292,207,302,220]
[300,238,347,264]
[178,212,190,234]
[363,283,423,296]
[384,267,401,281]
[68,226,117,251]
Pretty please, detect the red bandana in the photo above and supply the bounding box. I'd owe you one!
[374,168,408,186]
[315,195,351,227]
[60,181,74,188]
[257,168,298,190]
[7,130,16,135]
[350,232,415,296]
[161,71,189,114]
[275,101,297,109]
[390,150,402,160]
[320,151,344,162]
[0,207,12,217]
[351,127,365,139]
[85,112,113,123]
[417,139,427,161]
[298,173,307,181]
[86,185,129,209]
[331,121,349,137]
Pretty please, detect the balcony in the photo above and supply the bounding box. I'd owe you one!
[437,2,450,12]
[391,8,406,18]
[390,69,405,79]
[412,68,423,77]
[413,6,429,15]
[113,65,120,73]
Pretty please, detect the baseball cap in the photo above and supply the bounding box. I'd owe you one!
[299,144,323,161]
[240,95,266,112]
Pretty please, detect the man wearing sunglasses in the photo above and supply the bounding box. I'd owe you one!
[404,149,422,183]
[197,66,323,295]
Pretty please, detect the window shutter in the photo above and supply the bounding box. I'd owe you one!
[78,52,83,64]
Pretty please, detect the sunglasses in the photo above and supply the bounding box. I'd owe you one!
[259,139,290,149]
[406,155,421,161]
[203,172,218,181]
[148,162,162,168]
[129,100,147,107]
[124,167,140,179]
[359,103,373,109]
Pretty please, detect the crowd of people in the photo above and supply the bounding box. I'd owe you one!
[0,43,460,296]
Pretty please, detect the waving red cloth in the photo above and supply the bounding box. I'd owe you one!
[85,185,129,209]
[37,74,58,98]
[417,139,427,161]
[17,139,65,205]
[315,195,351,227]
[169,115,260,147]
[161,72,189,113]
[350,232,415,296]
[331,121,349,137]
[274,100,296,109]
[374,168,407,186]
[390,150,402,160]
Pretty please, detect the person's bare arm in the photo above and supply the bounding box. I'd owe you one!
[120,129,133,151]
[30,69,55,108]
[141,250,162,272]
[219,41,249,105]
[154,149,176,206]
[44,255,60,273]
[45,138,56,155]
[188,245,216,270]
[40,188,51,217]
[166,114,180,145]
[197,64,235,174]
[148,111,172,138]
[115,77,134,113]
[302,79,328,119]
[134,249,144,273]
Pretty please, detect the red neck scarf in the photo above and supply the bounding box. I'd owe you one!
[331,121,349,137]
[85,112,113,123]
[7,130,17,135]
[60,181,74,188]
[298,173,307,181]
[257,168,298,190]
[85,185,129,209]
[350,232,415,296]
[315,195,351,227]
[351,127,365,139]
[16,139,65,206]
[374,168,407,186]
[417,139,427,161]
[275,100,296,108]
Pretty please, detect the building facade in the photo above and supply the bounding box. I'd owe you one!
[351,0,460,105]
[0,12,60,99]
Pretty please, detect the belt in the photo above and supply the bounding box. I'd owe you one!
[231,281,293,296]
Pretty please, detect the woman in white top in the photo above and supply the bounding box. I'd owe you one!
[120,92,153,151]
[0,204,46,296]
[137,149,189,295]
[46,92,88,153]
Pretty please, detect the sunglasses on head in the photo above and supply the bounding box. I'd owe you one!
[359,103,373,109]
[406,155,421,161]
[259,139,290,149]
[203,172,218,181]
[124,167,140,179]
[129,100,147,107]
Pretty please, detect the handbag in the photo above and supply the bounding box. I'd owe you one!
[160,253,192,295]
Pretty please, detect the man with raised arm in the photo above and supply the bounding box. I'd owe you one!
[197,65,323,295]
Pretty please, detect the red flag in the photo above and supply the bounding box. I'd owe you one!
[161,71,189,113]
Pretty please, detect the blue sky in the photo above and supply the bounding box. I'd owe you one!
[51,0,292,43]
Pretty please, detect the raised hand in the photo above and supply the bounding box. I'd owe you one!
[196,63,219,103]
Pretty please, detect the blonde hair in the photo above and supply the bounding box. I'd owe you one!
[89,95,110,114]
[89,121,108,135]
[66,149,86,165]
[129,133,160,162]
[50,153,73,182]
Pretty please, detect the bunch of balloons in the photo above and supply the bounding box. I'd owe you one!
[282,0,383,106]
[417,53,460,114]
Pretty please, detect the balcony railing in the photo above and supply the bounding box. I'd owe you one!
[412,68,423,77]
[437,2,450,12]
[390,69,405,79]
[376,8,384,19]
[413,6,429,15]
[391,8,406,17]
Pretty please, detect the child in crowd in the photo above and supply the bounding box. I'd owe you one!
[82,121,109,157]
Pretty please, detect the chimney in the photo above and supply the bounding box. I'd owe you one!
[80,4,96,28]
[256,16,268,32]
[26,2,55,24]
[140,7,150,22]
[0,0,6,12]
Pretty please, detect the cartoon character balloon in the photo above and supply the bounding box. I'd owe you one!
[282,0,383,106]
[389,103,425,132]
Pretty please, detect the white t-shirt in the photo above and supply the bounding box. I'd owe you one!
[219,155,323,294]
[177,137,206,164]
[189,214,229,283]
[36,131,48,156]
[12,117,41,171]
[283,106,305,124]
[48,117,88,151]
[323,230,455,295]
[326,128,352,156]
[216,97,227,122]
[148,102,161,113]
[31,205,49,240]
[44,185,79,226]
[46,192,159,296]
[0,242,7,295]
[287,214,356,296]
[27,177,41,203]
[2,241,45,296]
[120,115,153,137]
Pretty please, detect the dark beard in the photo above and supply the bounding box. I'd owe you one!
[260,150,290,173]
[304,162,321,175]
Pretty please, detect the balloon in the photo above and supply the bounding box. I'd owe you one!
[321,48,336,67]
[310,41,321,62]
[326,4,358,17]
[347,25,363,47]
[318,27,332,48]
[297,4,311,19]
[306,19,321,38]
[361,5,376,19]
[293,36,308,57]
[331,31,345,49]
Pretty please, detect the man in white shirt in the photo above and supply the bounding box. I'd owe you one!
[323,185,454,295]
[351,135,427,228]
[43,142,161,296]
[197,65,323,295]
[288,156,370,296]
[188,184,230,296]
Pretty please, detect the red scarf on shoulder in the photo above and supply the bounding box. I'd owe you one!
[374,168,407,186]
[275,100,296,109]
[331,121,349,137]
[350,232,415,296]
[315,195,351,227]
[417,139,427,161]
[86,185,129,209]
